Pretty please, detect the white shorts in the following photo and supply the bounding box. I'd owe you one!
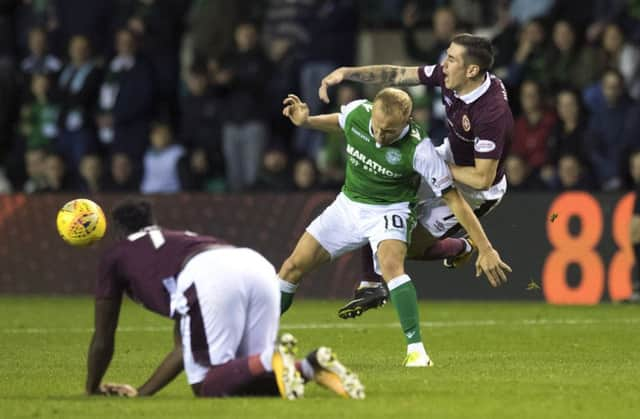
[174,247,279,385]
[306,192,415,274]
[417,176,507,238]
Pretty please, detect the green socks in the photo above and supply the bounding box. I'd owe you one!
[388,274,422,344]
[279,277,298,314]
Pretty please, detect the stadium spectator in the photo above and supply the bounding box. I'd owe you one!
[402,4,459,140]
[96,28,153,160]
[255,148,293,191]
[41,151,73,192]
[115,0,190,123]
[403,4,458,63]
[49,0,114,59]
[546,20,600,91]
[104,152,138,192]
[22,147,48,193]
[586,68,635,190]
[265,34,301,153]
[185,0,248,66]
[19,73,58,150]
[546,88,591,183]
[554,153,593,191]
[180,63,224,182]
[316,84,359,188]
[20,26,61,77]
[506,19,550,88]
[597,22,640,99]
[622,103,640,165]
[178,148,225,193]
[294,0,357,159]
[55,35,101,171]
[140,122,184,194]
[509,0,555,24]
[216,21,270,192]
[292,158,318,191]
[511,80,556,174]
[14,0,58,57]
[78,153,103,194]
[504,154,546,191]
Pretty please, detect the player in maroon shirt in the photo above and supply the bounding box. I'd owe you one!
[85,199,365,399]
[318,34,513,318]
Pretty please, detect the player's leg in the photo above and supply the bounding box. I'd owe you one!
[235,249,305,398]
[177,249,302,398]
[338,221,464,320]
[279,193,366,313]
[337,246,389,319]
[278,232,331,313]
[407,222,472,263]
[376,238,432,367]
[297,345,366,399]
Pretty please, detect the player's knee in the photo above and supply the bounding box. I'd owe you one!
[378,255,404,279]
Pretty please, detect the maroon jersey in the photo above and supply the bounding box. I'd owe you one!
[96,226,226,317]
[418,64,513,185]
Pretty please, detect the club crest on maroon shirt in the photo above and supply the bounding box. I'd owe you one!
[462,114,471,132]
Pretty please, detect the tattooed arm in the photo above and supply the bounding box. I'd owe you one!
[318,65,421,103]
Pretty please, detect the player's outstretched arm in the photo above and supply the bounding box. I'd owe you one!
[319,65,421,103]
[99,320,183,398]
[449,158,499,190]
[135,320,184,396]
[282,94,341,133]
[86,297,122,395]
[442,189,512,287]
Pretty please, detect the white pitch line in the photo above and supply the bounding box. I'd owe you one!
[1,317,639,334]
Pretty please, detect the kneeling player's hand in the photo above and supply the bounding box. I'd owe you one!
[475,249,512,287]
[100,382,138,397]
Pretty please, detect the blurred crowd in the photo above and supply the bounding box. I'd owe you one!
[0,0,639,195]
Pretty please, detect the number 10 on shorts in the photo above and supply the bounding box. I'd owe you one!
[384,214,405,230]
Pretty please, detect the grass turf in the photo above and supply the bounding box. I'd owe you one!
[0,297,639,419]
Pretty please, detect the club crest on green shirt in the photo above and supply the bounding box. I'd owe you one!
[385,149,402,165]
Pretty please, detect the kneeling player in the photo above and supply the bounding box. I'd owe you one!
[85,199,364,399]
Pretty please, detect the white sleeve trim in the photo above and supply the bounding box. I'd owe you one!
[338,99,368,129]
[422,65,436,78]
[413,139,454,197]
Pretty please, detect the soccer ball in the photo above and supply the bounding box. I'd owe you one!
[56,199,107,247]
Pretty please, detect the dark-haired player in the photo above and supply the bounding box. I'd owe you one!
[318,34,514,318]
[85,199,364,399]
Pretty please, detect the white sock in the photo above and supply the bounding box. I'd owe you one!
[387,274,411,291]
[260,348,274,372]
[300,358,315,380]
[358,280,381,288]
[407,342,427,355]
[278,276,298,293]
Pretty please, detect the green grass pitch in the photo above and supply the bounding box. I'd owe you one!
[1,297,639,419]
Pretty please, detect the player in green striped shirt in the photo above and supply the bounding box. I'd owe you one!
[277,88,510,367]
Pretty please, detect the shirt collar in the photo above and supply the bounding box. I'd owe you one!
[455,73,491,104]
[369,120,411,148]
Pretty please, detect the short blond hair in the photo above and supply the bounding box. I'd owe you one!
[373,88,413,120]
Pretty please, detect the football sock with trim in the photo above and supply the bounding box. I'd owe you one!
[279,277,298,314]
[199,355,278,397]
[387,274,422,345]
